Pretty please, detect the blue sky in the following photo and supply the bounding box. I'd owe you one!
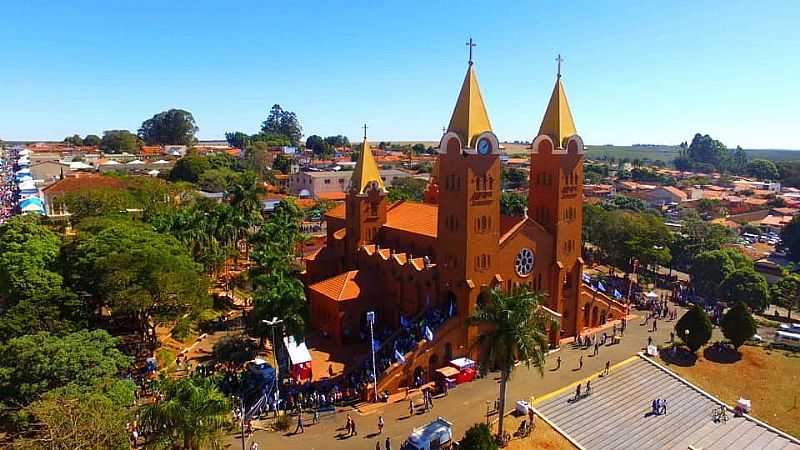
[1,1,798,149]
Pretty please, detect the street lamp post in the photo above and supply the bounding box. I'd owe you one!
[366,311,378,401]
[262,317,283,412]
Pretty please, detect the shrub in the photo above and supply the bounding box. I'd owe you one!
[675,305,713,353]
[213,335,258,366]
[273,413,291,432]
[171,317,194,342]
[459,423,498,450]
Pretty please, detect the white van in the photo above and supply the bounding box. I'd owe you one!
[403,417,454,450]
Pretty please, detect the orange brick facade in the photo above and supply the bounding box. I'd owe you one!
[304,62,626,390]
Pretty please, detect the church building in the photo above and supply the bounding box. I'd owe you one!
[304,52,626,391]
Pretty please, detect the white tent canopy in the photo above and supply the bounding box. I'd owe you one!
[645,291,659,299]
[127,159,145,165]
[283,336,312,365]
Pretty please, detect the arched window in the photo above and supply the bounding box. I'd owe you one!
[481,216,487,231]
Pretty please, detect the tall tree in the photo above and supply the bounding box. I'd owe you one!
[63,134,83,146]
[770,273,800,319]
[138,109,199,146]
[140,376,231,450]
[73,221,210,343]
[305,134,331,157]
[261,104,302,146]
[721,269,769,312]
[100,130,141,153]
[689,248,752,300]
[720,301,757,350]
[468,286,552,441]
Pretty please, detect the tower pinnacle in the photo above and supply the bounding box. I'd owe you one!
[556,53,564,79]
[466,37,476,65]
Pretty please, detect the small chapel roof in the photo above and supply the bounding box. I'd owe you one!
[447,62,492,148]
[538,69,577,149]
[309,270,361,302]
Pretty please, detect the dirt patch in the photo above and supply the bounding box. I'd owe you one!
[497,414,577,450]
[660,345,800,438]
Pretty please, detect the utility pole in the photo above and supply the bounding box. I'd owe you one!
[367,311,378,401]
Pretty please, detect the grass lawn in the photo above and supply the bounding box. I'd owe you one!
[498,414,577,450]
[660,344,800,438]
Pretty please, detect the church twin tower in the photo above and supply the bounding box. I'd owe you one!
[344,49,585,336]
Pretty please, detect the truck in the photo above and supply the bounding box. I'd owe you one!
[403,417,454,450]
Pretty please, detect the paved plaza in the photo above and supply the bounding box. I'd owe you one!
[228,310,688,449]
[536,355,800,450]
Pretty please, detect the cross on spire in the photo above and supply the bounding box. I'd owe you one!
[556,53,564,79]
[466,37,476,65]
[441,126,446,135]
[362,123,368,140]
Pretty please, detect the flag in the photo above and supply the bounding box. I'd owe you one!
[613,289,623,300]
[400,315,411,329]
[448,300,455,317]
[394,349,406,363]
[597,282,606,293]
[582,273,591,284]
[372,339,380,352]
[424,326,434,342]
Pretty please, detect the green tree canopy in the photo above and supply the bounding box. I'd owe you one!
[675,305,713,353]
[780,216,800,262]
[82,134,101,146]
[0,216,84,342]
[459,422,498,450]
[325,135,350,148]
[11,386,132,450]
[468,287,552,441]
[72,221,210,341]
[138,108,198,146]
[63,134,84,146]
[197,167,241,193]
[770,273,800,319]
[721,268,769,312]
[261,104,302,146]
[746,159,780,181]
[720,301,757,350]
[500,191,527,216]
[0,330,132,406]
[305,134,332,158]
[689,248,752,300]
[140,376,231,450]
[387,177,427,202]
[100,130,141,153]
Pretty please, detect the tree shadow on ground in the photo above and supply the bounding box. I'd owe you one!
[703,343,741,364]
[660,346,697,367]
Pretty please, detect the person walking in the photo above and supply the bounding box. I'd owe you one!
[604,360,611,376]
[574,383,582,401]
[351,418,358,436]
[346,414,353,436]
[385,436,392,450]
[594,341,599,356]
[579,355,583,370]
[556,355,561,370]
[378,415,385,434]
[313,407,320,424]
[376,441,381,450]
[409,399,414,417]
[294,413,304,434]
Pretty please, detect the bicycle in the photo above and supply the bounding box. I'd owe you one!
[711,406,728,423]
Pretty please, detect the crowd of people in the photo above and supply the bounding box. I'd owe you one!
[0,146,18,223]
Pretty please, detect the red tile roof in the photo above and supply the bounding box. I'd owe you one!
[41,175,126,194]
[309,270,360,301]
[384,201,438,238]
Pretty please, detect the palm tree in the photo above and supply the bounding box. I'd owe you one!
[140,376,231,450]
[468,286,554,443]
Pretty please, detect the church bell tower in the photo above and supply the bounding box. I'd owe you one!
[528,55,585,335]
[345,126,387,264]
[436,39,502,325]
